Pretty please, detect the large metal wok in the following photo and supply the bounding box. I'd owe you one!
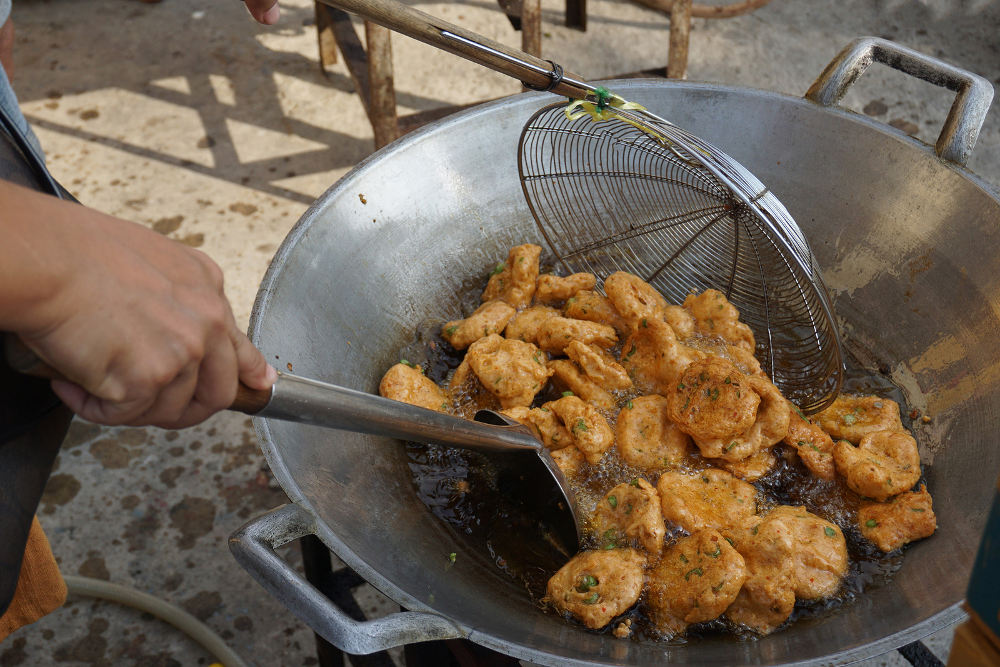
[230,38,996,665]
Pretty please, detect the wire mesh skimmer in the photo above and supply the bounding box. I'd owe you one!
[315,0,845,412]
[518,102,843,412]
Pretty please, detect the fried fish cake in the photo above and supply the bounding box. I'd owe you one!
[833,429,921,502]
[657,469,757,533]
[783,406,836,480]
[549,395,615,465]
[645,529,746,635]
[858,484,937,552]
[591,479,665,554]
[536,316,618,355]
[546,549,647,629]
[536,272,597,304]
[481,243,541,309]
[504,305,559,345]
[465,334,552,408]
[683,288,755,352]
[814,394,904,443]
[615,395,691,471]
[379,363,448,412]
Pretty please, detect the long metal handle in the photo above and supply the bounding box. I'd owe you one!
[229,504,464,654]
[249,372,541,453]
[313,0,591,99]
[805,36,994,165]
[5,335,538,454]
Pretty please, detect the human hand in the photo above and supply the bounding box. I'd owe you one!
[0,181,277,429]
[243,0,281,25]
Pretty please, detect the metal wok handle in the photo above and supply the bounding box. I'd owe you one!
[229,504,464,654]
[805,36,994,165]
[313,0,591,99]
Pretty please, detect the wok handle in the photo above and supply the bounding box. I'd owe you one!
[229,504,464,654]
[313,0,592,99]
[805,36,994,166]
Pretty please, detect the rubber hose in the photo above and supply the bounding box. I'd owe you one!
[64,575,249,667]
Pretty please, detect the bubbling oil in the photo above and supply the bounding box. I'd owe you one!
[401,285,919,642]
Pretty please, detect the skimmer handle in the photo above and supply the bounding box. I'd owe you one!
[313,0,591,99]
[806,36,994,165]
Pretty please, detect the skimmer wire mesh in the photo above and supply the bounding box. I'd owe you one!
[517,103,843,413]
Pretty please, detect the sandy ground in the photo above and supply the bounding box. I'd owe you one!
[2,0,999,664]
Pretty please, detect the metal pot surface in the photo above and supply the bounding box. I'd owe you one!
[232,39,998,665]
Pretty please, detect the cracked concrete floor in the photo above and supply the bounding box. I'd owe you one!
[2,0,999,664]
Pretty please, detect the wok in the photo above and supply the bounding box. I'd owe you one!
[229,37,997,665]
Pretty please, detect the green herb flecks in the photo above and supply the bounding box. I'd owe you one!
[824,526,836,537]
[865,519,878,528]
[562,390,574,397]
[445,325,458,335]
[489,263,505,277]
[400,359,415,367]
[583,592,600,604]
[576,574,598,593]
[573,419,588,433]
[684,567,704,581]
[843,413,858,425]
[607,495,618,509]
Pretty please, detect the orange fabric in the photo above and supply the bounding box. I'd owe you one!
[0,516,65,642]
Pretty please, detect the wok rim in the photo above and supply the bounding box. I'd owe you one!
[247,77,987,665]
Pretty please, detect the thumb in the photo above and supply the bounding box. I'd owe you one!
[233,330,277,391]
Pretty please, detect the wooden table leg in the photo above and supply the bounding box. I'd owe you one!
[667,0,692,79]
[364,21,399,149]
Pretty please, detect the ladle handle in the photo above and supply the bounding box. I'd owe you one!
[253,371,540,453]
[313,0,592,99]
[4,335,538,454]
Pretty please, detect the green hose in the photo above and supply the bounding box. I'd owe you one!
[64,575,249,667]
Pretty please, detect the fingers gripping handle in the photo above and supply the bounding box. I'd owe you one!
[806,37,994,165]
[4,334,274,413]
[228,504,464,654]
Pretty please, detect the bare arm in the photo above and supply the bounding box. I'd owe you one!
[0,180,276,428]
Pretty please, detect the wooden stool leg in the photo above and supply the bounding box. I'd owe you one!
[667,0,691,79]
[565,0,587,31]
[521,0,542,57]
[315,1,339,70]
[364,21,399,149]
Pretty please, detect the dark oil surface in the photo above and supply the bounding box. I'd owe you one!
[398,279,921,642]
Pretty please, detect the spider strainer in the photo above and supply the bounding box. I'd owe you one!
[518,103,843,413]
[316,0,844,412]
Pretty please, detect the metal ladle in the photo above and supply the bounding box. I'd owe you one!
[5,337,582,554]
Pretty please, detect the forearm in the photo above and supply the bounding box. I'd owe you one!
[0,179,79,335]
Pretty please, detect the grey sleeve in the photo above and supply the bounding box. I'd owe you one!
[0,1,45,159]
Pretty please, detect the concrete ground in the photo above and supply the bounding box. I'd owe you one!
[2,0,998,664]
